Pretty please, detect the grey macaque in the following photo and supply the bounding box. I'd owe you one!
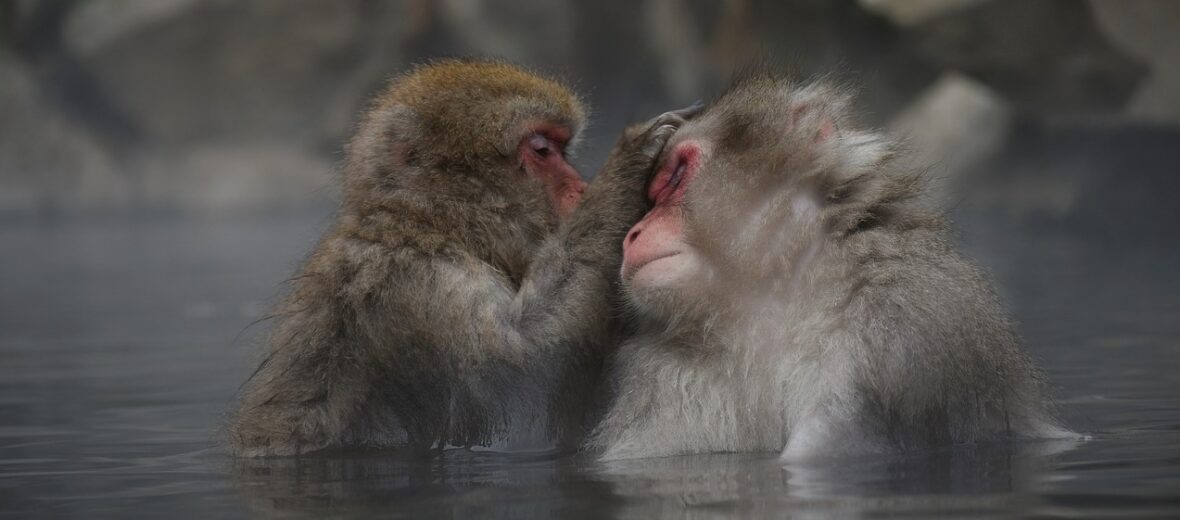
[588,72,1072,461]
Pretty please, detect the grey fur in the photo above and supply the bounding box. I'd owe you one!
[589,75,1072,461]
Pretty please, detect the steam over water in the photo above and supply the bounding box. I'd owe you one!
[0,211,1177,519]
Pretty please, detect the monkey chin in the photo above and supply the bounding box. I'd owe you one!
[623,251,692,287]
[621,251,706,316]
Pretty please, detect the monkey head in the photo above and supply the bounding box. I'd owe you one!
[344,59,588,220]
[621,74,906,321]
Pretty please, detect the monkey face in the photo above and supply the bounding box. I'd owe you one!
[347,60,589,223]
[622,139,706,284]
[518,124,587,220]
[620,78,859,319]
[619,134,722,323]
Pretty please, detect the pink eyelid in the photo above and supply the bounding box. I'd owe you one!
[523,124,573,160]
[647,143,698,203]
[528,134,551,152]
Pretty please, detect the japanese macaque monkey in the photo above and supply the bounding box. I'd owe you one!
[229,59,692,456]
[588,72,1070,461]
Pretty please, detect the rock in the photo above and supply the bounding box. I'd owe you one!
[434,0,576,71]
[645,0,708,103]
[1086,0,1180,62]
[719,0,942,125]
[0,61,130,216]
[1125,65,1180,122]
[62,0,203,56]
[890,72,1012,191]
[859,0,989,27]
[62,0,410,150]
[1087,0,1180,123]
[3,0,1174,219]
[137,143,335,215]
[905,0,1147,115]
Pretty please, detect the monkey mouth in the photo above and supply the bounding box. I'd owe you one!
[623,251,682,280]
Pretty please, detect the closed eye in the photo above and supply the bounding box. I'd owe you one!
[668,161,685,191]
[527,134,557,159]
[648,157,685,204]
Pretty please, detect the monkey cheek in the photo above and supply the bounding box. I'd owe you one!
[553,187,583,220]
[524,152,584,220]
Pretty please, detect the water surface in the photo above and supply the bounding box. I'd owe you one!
[1,215,1178,518]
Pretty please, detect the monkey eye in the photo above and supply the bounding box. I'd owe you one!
[527,134,554,158]
[669,161,686,189]
[648,157,687,204]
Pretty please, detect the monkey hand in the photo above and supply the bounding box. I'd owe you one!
[571,102,706,244]
[608,102,706,181]
[632,102,706,165]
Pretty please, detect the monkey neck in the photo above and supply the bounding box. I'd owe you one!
[635,304,727,352]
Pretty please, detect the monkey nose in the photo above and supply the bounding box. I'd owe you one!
[626,227,641,245]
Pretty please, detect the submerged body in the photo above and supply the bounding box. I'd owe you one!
[589,73,1069,461]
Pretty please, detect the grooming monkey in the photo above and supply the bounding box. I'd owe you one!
[589,72,1071,461]
[229,60,693,456]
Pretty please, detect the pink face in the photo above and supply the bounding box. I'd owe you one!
[621,141,703,286]
[519,124,587,220]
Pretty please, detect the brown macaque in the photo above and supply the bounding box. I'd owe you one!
[588,72,1073,461]
[228,59,693,456]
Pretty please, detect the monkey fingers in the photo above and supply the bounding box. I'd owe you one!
[637,102,707,162]
[648,100,706,128]
[664,100,707,124]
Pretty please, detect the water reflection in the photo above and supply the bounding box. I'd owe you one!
[229,450,618,518]
[226,439,1085,518]
[593,440,1080,518]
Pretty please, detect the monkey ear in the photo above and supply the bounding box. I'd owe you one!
[789,101,840,144]
[787,83,850,145]
[816,117,839,143]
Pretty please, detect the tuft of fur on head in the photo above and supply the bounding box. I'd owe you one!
[383,59,586,161]
[340,58,586,206]
[623,71,938,329]
[695,71,928,243]
[704,76,931,268]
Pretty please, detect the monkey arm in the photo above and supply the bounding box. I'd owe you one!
[228,265,380,456]
[510,108,699,345]
[557,104,703,274]
[229,105,701,455]
[369,233,630,449]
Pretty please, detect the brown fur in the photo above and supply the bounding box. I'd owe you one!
[228,59,675,456]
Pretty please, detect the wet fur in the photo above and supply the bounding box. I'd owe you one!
[589,73,1069,461]
[229,59,656,456]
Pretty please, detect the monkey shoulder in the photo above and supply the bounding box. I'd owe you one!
[831,225,1016,356]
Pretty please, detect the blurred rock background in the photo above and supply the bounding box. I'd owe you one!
[1,0,1177,235]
